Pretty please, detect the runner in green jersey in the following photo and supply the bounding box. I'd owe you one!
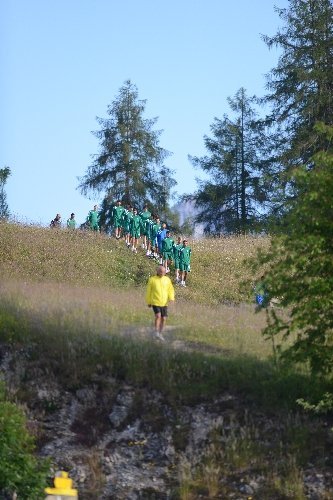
[173,236,182,283]
[161,230,174,273]
[130,208,141,253]
[145,216,155,257]
[121,205,128,233]
[139,205,151,250]
[67,213,76,230]
[179,239,192,287]
[151,217,161,258]
[87,205,100,232]
[123,205,133,248]
[112,200,124,239]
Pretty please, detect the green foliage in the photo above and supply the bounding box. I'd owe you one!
[297,392,333,414]
[261,0,333,220]
[188,88,269,234]
[0,383,49,499]
[258,124,333,376]
[78,80,176,230]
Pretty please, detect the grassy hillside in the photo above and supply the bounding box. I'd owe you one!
[0,222,320,404]
[1,223,332,499]
[0,223,267,303]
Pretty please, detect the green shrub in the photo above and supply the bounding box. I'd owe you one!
[257,124,333,376]
[0,383,50,499]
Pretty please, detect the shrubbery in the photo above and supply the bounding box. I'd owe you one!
[0,383,50,499]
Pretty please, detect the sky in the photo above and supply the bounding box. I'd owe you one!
[1,0,288,226]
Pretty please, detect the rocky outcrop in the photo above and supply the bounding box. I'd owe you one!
[1,344,333,499]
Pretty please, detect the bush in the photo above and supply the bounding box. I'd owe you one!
[0,383,50,499]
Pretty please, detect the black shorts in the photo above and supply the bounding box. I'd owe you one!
[152,306,168,317]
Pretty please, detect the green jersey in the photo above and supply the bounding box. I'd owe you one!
[151,222,161,240]
[123,209,133,232]
[130,214,141,236]
[179,246,191,265]
[173,243,183,262]
[121,208,128,229]
[162,237,174,253]
[140,209,151,224]
[67,218,76,230]
[87,209,99,229]
[146,219,154,239]
[140,210,151,235]
[112,205,124,224]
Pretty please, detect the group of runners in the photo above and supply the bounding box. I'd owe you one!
[50,201,192,287]
[111,200,192,287]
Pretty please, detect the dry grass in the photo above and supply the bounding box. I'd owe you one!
[188,235,270,304]
[0,223,268,304]
[0,224,295,366]
[1,223,332,499]
[173,298,271,357]
[0,279,271,360]
[0,224,332,500]
[0,223,318,402]
[0,223,153,288]
[0,223,304,369]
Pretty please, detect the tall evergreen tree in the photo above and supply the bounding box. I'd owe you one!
[262,0,333,174]
[78,80,176,229]
[0,166,11,220]
[189,88,268,234]
[257,124,333,382]
[252,2,333,407]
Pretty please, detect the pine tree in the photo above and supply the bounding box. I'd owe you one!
[78,80,176,229]
[258,123,333,378]
[262,0,333,175]
[189,88,268,234]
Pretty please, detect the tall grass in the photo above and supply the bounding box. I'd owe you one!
[0,223,153,287]
[0,280,328,409]
[0,223,267,303]
[1,223,332,498]
[1,224,329,405]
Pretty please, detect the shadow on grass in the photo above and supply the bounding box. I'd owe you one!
[0,303,330,412]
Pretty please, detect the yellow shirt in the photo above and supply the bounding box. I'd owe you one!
[145,275,175,306]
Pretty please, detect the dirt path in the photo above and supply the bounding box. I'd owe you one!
[120,325,231,355]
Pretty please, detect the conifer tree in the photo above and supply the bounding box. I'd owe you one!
[78,80,176,229]
[258,124,333,379]
[262,0,333,200]
[189,88,268,234]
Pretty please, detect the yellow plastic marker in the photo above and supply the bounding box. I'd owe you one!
[45,471,78,499]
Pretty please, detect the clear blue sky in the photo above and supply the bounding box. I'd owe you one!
[1,0,288,226]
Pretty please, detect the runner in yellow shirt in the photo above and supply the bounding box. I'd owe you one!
[145,265,175,340]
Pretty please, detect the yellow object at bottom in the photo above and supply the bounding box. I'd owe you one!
[44,471,78,498]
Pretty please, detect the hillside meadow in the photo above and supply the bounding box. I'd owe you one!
[0,222,268,302]
[0,222,323,404]
[1,222,333,498]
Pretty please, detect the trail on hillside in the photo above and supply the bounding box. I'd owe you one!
[119,324,232,356]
